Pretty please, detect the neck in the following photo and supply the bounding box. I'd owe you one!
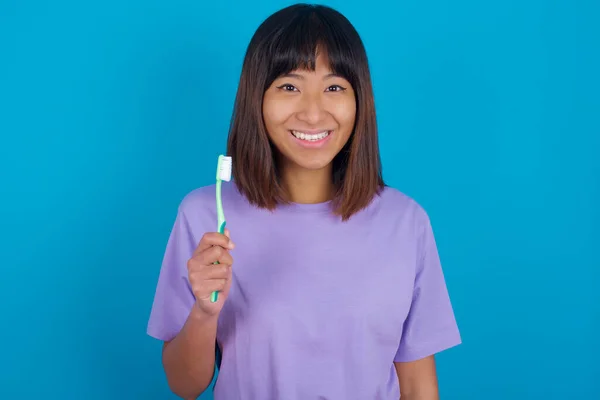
[280,163,334,204]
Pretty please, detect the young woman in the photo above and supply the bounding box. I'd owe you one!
[147,4,461,399]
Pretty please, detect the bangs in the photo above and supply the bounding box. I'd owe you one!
[263,9,359,89]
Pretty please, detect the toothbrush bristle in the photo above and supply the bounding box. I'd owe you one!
[219,156,232,181]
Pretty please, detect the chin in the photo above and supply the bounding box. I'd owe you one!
[290,155,335,171]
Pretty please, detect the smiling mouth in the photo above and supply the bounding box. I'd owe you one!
[289,130,332,142]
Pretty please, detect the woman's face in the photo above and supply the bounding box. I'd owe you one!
[262,53,356,172]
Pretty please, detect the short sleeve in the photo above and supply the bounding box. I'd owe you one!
[147,207,197,342]
[394,211,462,362]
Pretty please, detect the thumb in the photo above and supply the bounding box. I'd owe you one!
[223,228,235,250]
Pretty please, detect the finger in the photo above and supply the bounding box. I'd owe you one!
[196,245,233,266]
[194,232,234,255]
[200,263,230,280]
[222,265,233,294]
[187,258,231,277]
[194,279,227,299]
[224,228,230,239]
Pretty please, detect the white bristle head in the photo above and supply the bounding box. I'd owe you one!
[218,156,232,181]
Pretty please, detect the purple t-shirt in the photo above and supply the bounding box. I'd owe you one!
[147,181,461,399]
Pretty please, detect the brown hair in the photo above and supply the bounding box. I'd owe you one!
[226,4,384,221]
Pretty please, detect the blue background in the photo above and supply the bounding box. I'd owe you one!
[1,0,598,399]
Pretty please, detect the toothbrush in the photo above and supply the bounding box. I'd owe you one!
[211,154,232,303]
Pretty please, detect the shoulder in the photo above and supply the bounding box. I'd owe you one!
[177,184,217,216]
[368,186,436,248]
[176,181,245,223]
[375,185,431,227]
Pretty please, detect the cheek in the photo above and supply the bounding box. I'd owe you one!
[330,98,356,129]
[263,96,293,129]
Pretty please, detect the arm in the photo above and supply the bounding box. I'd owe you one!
[394,356,439,400]
[147,203,234,399]
[162,309,218,400]
[393,208,461,399]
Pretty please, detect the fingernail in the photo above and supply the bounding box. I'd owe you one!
[229,242,235,249]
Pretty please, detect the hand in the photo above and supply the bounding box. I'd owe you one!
[187,229,234,317]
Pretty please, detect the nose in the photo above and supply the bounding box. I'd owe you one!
[296,93,326,125]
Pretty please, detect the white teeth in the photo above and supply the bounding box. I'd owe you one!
[291,130,330,141]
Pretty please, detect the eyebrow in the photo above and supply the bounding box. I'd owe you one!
[280,72,342,80]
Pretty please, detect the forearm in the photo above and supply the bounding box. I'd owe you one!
[162,307,218,399]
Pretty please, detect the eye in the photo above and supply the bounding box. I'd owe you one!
[276,84,298,92]
[326,84,347,92]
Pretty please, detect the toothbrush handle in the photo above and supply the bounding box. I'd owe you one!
[210,220,227,303]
